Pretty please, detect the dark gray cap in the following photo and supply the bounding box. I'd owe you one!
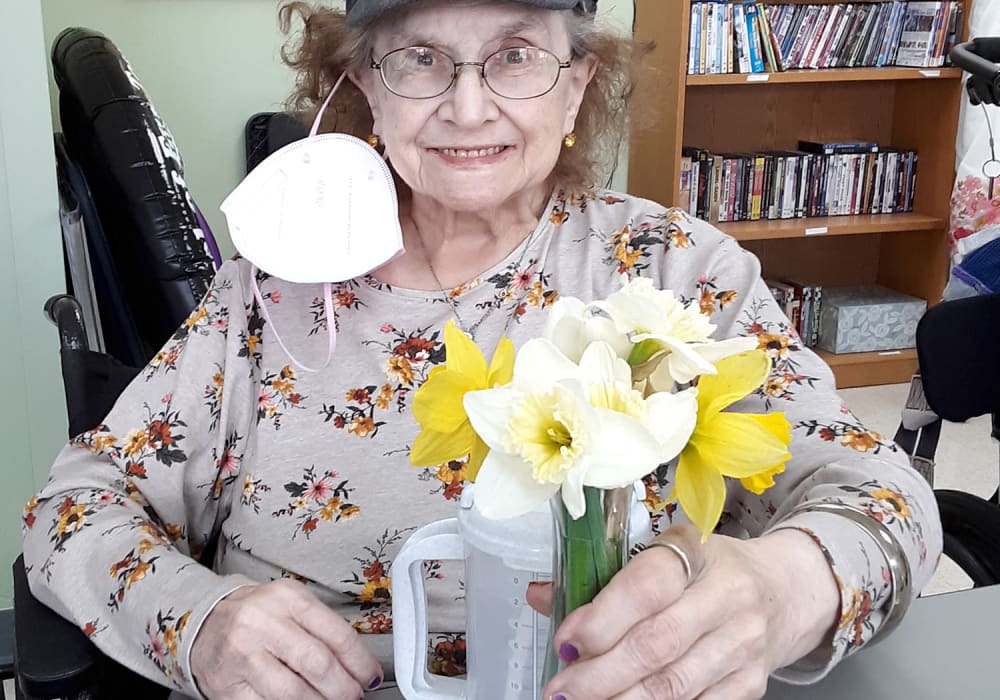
[346,0,597,27]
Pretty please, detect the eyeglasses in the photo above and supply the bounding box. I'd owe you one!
[370,46,572,100]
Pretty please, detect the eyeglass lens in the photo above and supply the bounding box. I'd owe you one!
[377,46,566,99]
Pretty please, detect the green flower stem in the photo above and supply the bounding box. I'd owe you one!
[561,486,624,615]
[546,487,629,690]
[562,505,598,614]
[585,487,615,589]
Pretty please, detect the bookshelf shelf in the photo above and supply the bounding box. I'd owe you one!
[719,213,945,242]
[628,0,968,389]
[814,348,919,388]
[687,66,963,87]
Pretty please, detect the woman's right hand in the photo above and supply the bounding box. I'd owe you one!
[191,580,384,699]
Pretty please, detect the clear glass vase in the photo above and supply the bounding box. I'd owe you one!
[541,485,632,689]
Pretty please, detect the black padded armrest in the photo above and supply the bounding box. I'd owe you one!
[936,490,1000,587]
[12,554,98,698]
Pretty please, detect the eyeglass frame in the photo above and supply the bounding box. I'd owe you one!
[369,45,574,101]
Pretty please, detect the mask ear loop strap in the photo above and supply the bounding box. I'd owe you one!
[981,103,1000,200]
[241,74,347,373]
[310,72,349,138]
[250,267,337,373]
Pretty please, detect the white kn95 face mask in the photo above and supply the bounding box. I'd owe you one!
[219,74,403,371]
[220,85,402,284]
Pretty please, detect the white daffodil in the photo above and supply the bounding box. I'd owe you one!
[464,339,697,520]
[597,277,758,386]
[543,296,631,363]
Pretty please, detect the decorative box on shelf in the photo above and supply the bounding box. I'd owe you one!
[817,285,927,354]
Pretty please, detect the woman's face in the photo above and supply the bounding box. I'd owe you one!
[356,1,596,214]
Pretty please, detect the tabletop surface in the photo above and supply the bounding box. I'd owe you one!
[764,584,998,699]
[368,584,999,699]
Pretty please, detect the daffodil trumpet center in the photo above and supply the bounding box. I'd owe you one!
[505,388,589,484]
[588,382,647,421]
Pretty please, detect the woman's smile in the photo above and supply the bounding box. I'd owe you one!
[431,144,514,164]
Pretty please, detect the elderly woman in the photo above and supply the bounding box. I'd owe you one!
[22,0,941,699]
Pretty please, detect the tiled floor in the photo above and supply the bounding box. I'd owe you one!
[840,382,997,595]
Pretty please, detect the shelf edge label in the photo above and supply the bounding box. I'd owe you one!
[805,226,829,236]
[746,73,770,82]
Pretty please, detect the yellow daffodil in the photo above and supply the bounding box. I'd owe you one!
[674,350,792,540]
[410,320,514,481]
[464,339,696,520]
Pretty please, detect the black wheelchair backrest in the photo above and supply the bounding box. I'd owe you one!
[917,293,1000,423]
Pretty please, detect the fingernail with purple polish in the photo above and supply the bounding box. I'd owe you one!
[368,676,383,690]
[551,695,568,700]
[558,642,579,662]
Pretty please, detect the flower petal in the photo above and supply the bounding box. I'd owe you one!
[741,462,786,495]
[474,450,560,519]
[693,412,791,479]
[465,436,490,482]
[513,338,581,387]
[697,350,772,416]
[635,333,717,386]
[413,370,478,432]
[694,336,760,364]
[410,425,475,467]
[443,319,488,381]
[675,448,727,542]
[487,335,515,387]
[644,387,699,461]
[578,341,632,386]
[584,409,664,488]
[560,462,589,520]
[463,386,519,451]
[544,297,588,360]
[598,292,664,336]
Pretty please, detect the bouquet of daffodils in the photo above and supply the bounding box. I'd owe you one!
[410,278,792,617]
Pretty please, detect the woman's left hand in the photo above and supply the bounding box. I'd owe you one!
[527,525,840,700]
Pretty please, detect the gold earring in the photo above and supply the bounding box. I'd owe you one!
[563,133,577,148]
[367,133,380,148]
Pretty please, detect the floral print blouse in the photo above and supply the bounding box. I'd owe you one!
[21,188,941,698]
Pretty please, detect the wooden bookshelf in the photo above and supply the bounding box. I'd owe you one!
[628,0,968,388]
[720,212,945,241]
[687,66,962,86]
[815,348,920,389]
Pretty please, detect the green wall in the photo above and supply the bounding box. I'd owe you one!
[0,0,68,607]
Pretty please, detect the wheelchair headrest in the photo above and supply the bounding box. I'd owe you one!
[917,293,1000,422]
[52,27,216,359]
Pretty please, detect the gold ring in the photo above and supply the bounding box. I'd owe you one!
[643,540,693,584]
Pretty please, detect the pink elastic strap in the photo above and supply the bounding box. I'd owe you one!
[251,267,337,373]
[243,72,349,372]
[309,73,349,138]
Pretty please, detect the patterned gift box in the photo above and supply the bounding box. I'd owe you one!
[817,285,927,354]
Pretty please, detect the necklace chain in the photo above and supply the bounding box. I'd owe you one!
[424,227,539,342]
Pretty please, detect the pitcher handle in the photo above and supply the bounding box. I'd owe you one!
[391,518,466,700]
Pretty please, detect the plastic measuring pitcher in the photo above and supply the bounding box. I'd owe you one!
[391,484,651,700]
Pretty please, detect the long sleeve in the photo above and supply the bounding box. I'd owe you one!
[663,216,942,681]
[21,260,259,697]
